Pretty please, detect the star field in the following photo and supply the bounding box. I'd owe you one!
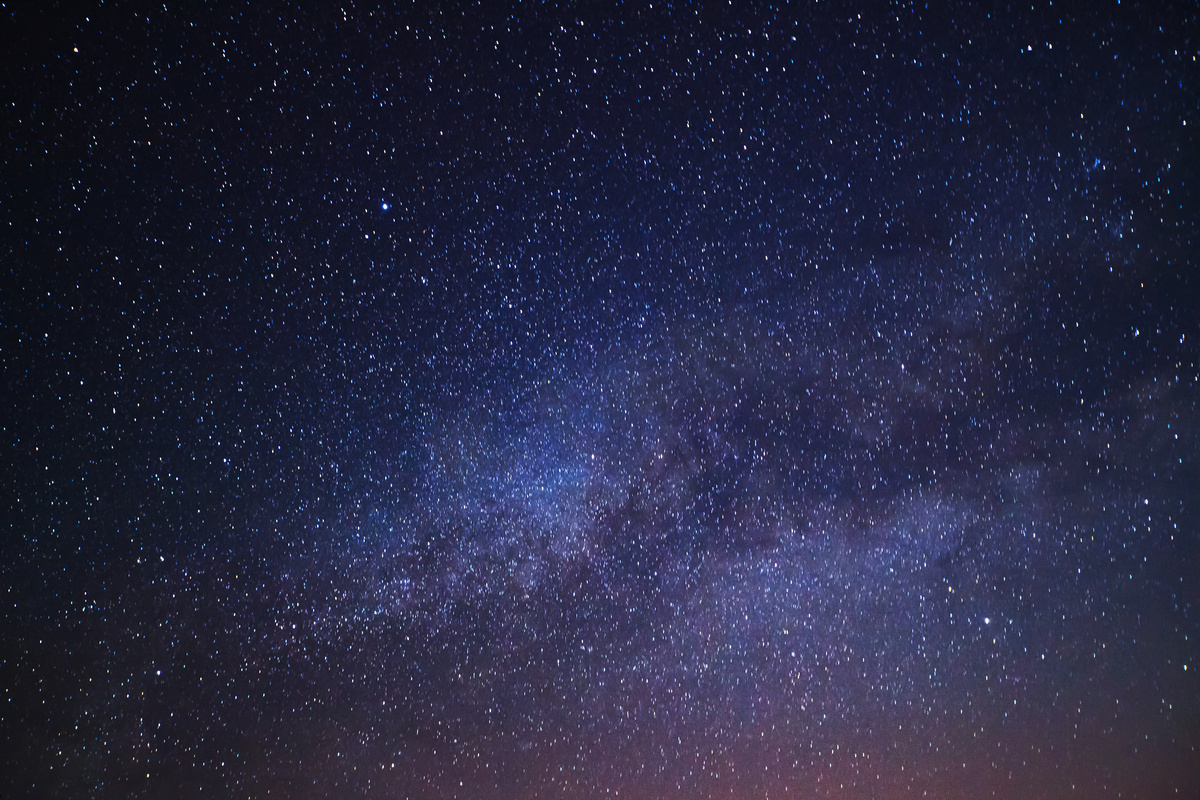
[3,2,1199,798]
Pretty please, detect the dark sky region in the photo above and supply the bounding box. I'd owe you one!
[2,2,1199,798]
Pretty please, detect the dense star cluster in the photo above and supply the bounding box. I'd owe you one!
[3,2,1199,798]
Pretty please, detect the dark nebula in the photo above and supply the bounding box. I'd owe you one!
[3,2,1199,798]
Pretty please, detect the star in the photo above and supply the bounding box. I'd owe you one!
[3,3,1197,798]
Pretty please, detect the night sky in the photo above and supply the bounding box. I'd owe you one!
[3,2,1200,798]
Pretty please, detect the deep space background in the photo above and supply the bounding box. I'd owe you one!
[3,1,1200,798]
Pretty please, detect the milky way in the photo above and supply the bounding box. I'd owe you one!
[3,3,1199,798]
